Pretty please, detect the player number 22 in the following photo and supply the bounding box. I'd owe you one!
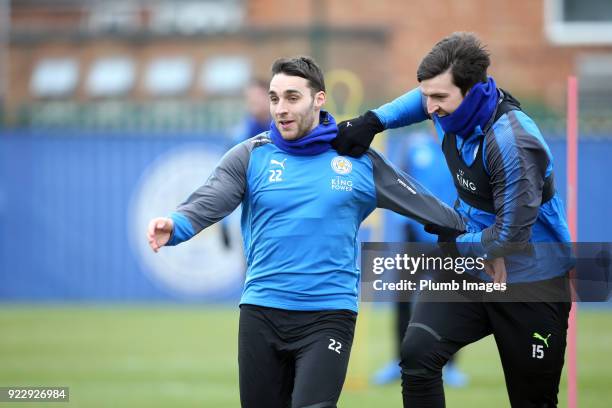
[269,170,282,182]
[328,338,342,354]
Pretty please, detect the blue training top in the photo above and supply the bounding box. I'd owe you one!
[373,86,573,283]
[165,132,463,312]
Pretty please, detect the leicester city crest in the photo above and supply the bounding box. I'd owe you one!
[331,156,352,175]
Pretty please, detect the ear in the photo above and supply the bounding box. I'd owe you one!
[313,90,326,109]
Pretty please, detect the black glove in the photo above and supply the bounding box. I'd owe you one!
[424,224,465,258]
[331,110,385,157]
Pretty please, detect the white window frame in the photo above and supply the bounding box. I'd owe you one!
[30,57,79,99]
[544,0,612,45]
[145,57,194,97]
[200,56,250,95]
[86,56,136,98]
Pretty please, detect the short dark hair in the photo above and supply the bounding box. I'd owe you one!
[417,32,490,95]
[271,56,326,94]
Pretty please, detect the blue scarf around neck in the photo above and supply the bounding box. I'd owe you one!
[269,110,338,156]
[435,76,499,138]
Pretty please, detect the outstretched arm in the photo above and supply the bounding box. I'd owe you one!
[332,87,428,157]
[372,87,428,129]
[368,149,509,281]
[367,149,464,231]
[145,141,251,251]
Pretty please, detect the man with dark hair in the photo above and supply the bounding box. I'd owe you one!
[147,55,464,408]
[332,33,573,407]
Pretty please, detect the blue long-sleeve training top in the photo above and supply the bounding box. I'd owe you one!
[373,87,573,283]
[165,133,464,312]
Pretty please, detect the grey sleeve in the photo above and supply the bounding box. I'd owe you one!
[366,149,465,231]
[176,140,251,234]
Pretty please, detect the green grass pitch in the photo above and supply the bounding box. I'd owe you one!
[0,305,610,407]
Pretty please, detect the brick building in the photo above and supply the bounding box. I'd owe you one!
[4,0,612,130]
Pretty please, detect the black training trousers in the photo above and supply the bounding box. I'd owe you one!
[238,304,356,408]
[400,277,571,408]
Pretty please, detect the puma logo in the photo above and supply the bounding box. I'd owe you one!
[270,159,287,169]
[533,332,551,348]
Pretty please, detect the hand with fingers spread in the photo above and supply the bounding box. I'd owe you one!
[484,257,507,284]
[147,217,174,253]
